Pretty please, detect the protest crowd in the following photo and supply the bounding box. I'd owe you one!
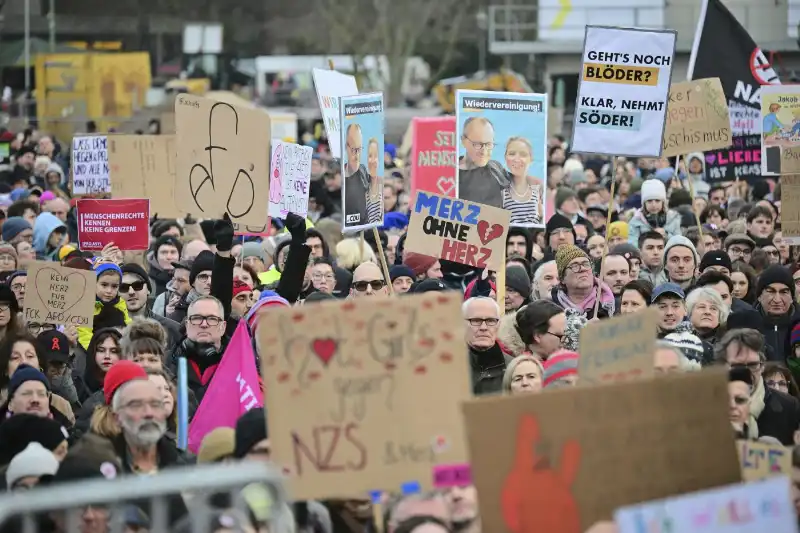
[2,1,800,533]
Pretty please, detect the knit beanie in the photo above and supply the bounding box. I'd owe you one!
[607,221,629,241]
[0,243,18,263]
[403,252,438,278]
[198,427,236,464]
[1,217,31,242]
[0,413,69,465]
[545,213,576,246]
[756,265,795,301]
[664,332,705,364]
[699,250,732,273]
[792,323,800,349]
[727,309,764,332]
[542,350,579,388]
[190,250,215,285]
[506,265,531,299]
[641,179,667,205]
[121,263,152,293]
[233,279,252,297]
[94,262,122,280]
[555,187,577,210]
[241,242,265,261]
[234,407,268,459]
[663,235,700,267]
[389,265,415,282]
[611,243,641,262]
[555,244,591,280]
[245,290,290,334]
[8,365,49,399]
[103,360,148,405]
[153,235,183,259]
[6,442,60,489]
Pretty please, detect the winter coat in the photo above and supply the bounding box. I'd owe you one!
[469,343,513,396]
[32,211,67,261]
[77,299,132,350]
[627,208,682,246]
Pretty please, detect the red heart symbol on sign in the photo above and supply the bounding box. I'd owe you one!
[311,338,337,366]
[436,176,456,196]
[35,268,87,314]
[477,220,504,245]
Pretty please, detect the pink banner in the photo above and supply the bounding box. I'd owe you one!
[188,320,264,453]
[410,117,457,201]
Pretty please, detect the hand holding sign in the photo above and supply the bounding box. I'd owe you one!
[24,261,96,327]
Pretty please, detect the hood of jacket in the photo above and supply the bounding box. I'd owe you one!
[33,211,66,254]
[147,253,172,283]
[45,162,66,185]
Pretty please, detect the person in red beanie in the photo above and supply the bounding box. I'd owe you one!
[403,252,443,281]
[231,279,253,320]
[542,350,579,389]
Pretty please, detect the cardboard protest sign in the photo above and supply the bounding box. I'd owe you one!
[736,440,792,482]
[615,476,797,533]
[761,85,800,175]
[410,117,457,200]
[268,140,313,219]
[455,90,547,227]
[339,93,385,232]
[23,261,96,327]
[405,191,510,270]
[578,309,657,385]
[780,175,800,244]
[571,26,677,157]
[312,68,358,156]
[463,370,740,532]
[108,135,180,218]
[76,199,150,251]
[174,93,271,228]
[662,78,731,157]
[258,292,471,500]
[72,135,110,195]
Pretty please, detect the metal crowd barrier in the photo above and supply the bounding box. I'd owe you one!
[0,461,290,533]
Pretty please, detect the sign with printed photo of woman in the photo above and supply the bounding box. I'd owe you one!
[455,90,547,228]
[339,92,385,232]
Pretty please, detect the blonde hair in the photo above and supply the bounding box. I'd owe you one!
[89,404,121,438]
[335,238,376,271]
[368,137,379,150]
[501,355,545,393]
[505,137,533,158]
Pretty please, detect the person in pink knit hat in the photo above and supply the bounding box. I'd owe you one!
[542,349,579,388]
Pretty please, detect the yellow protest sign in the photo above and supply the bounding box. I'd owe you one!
[23,261,96,327]
[662,78,731,157]
[174,94,271,227]
[257,292,471,500]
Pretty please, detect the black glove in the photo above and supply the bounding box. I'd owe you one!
[285,212,307,244]
[184,213,197,225]
[214,213,235,252]
[150,213,158,226]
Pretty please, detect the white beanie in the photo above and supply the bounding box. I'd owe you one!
[641,179,667,206]
[6,442,59,489]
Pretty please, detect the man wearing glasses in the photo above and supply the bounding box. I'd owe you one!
[552,244,615,319]
[457,117,510,209]
[176,296,227,400]
[463,296,510,395]
[343,123,370,229]
[349,262,389,298]
[716,328,800,445]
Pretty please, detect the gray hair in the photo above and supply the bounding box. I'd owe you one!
[462,296,500,317]
[713,328,765,364]
[654,341,702,372]
[532,260,556,299]
[111,379,144,413]
[386,492,444,529]
[502,355,544,393]
[187,295,224,318]
[686,286,730,324]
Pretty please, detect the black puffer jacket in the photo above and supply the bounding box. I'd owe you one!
[469,343,513,396]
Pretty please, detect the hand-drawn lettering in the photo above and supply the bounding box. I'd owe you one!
[291,423,367,475]
[331,374,395,422]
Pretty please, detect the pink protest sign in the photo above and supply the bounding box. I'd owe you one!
[410,117,457,201]
[188,320,264,453]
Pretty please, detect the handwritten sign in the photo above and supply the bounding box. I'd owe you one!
[405,191,510,270]
[312,68,358,156]
[463,369,740,533]
[410,117,457,200]
[108,135,180,218]
[615,477,797,533]
[578,309,657,385]
[662,78,731,158]
[174,94,271,227]
[77,199,150,251]
[762,85,800,176]
[23,261,96,327]
[268,140,313,219]
[257,292,471,500]
[781,175,800,244]
[72,135,110,195]
[736,440,792,482]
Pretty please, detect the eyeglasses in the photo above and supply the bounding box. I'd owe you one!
[346,143,362,156]
[727,246,751,258]
[312,273,336,282]
[765,249,780,257]
[566,261,592,273]
[732,395,749,406]
[545,331,565,341]
[766,379,788,389]
[121,281,146,293]
[121,399,165,412]
[463,137,495,151]
[188,315,222,326]
[466,317,500,327]
[0,303,11,312]
[353,280,386,292]
[195,273,211,283]
[730,362,762,372]
[10,283,25,291]
[27,323,55,333]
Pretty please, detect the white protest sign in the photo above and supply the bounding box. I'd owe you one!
[268,140,313,219]
[72,135,110,194]
[614,476,797,533]
[312,68,358,156]
[571,26,677,157]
